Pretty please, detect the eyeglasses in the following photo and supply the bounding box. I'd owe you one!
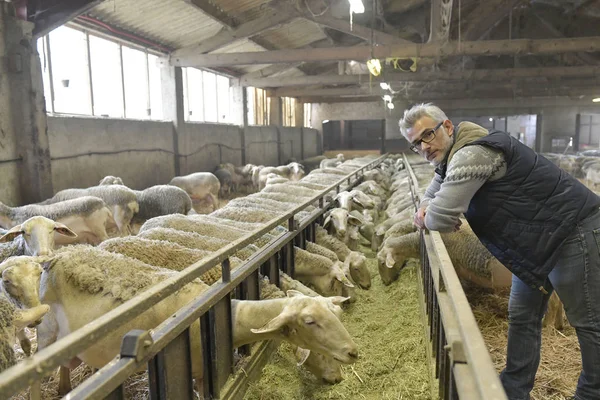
[409,121,444,153]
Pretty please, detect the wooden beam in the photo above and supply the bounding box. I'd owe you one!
[31,0,105,39]
[183,0,238,27]
[274,81,600,97]
[241,66,600,87]
[302,13,412,45]
[299,96,381,103]
[172,10,297,58]
[170,36,600,67]
[462,0,527,41]
[429,0,453,43]
[241,63,305,80]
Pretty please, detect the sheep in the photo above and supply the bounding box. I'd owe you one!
[129,185,193,234]
[315,226,370,289]
[0,197,112,245]
[259,274,346,384]
[42,186,139,236]
[262,183,322,198]
[98,176,124,186]
[34,247,358,393]
[169,172,220,213]
[323,208,363,250]
[138,227,258,260]
[211,206,284,224]
[377,222,512,289]
[305,241,339,263]
[295,248,354,297]
[0,297,50,372]
[265,173,289,187]
[228,195,317,214]
[0,256,51,357]
[139,214,276,248]
[213,168,233,196]
[287,162,306,181]
[0,216,77,261]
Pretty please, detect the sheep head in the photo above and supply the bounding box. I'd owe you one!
[251,290,358,364]
[0,216,77,257]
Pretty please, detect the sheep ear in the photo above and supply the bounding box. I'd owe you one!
[250,312,293,334]
[0,225,23,243]
[323,215,332,229]
[54,222,78,238]
[335,271,354,288]
[348,215,363,226]
[13,304,50,330]
[385,252,396,269]
[295,347,311,366]
[328,295,351,306]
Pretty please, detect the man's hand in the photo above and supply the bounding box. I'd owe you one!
[413,206,427,229]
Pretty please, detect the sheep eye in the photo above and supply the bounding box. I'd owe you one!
[305,319,316,325]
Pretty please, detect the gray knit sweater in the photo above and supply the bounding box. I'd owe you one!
[419,145,507,232]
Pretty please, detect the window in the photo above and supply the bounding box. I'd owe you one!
[282,97,296,127]
[122,46,149,119]
[148,54,163,120]
[217,75,230,123]
[48,26,91,115]
[304,103,312,127]
[36,37,53,113]
[89,35,124,117]
[183,67,204,122]
[247,87,270,125]
[37,27,164,120]
[203,71,218,122]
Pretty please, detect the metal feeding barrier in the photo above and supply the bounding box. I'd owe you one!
[403,154,508,400]
[0,154,387,400]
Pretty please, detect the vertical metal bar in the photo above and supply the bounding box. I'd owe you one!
[44,34,56,114]
[269,254,280,287]
[85,31,94,115]
[147,329,194,400]
[145,49,151,117]
[209,295,234,397]
[119,44,126,118]
[222,258,231,283]
[200,313,212,399]
[238,268,259,357]
[450,366,459,400]
[287,217,296,277]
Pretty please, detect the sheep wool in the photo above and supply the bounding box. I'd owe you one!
[305,241,339,263]
[132,185,192,222]
[315,225,351,262]
[0,196,106,226]
[0,297,16,372]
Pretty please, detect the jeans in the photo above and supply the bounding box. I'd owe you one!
[500,210,600,400]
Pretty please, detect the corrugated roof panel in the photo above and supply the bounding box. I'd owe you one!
[216,0,271,20]
[88,0,223,49]
[258,19,327,49]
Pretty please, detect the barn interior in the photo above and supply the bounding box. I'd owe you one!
[0,0,599,399]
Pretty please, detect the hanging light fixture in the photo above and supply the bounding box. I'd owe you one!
[380,82,390,90]
[387,102,395,110]
[348,0,365,13]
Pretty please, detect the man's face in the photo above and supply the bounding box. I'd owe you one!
[405,117,454,167]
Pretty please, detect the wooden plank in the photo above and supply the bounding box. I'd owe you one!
[170,36,600,67]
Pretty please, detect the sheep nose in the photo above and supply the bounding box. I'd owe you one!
[346,347,359,360]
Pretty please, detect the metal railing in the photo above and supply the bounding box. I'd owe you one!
[0,154,387,400]
[403,154,508,400]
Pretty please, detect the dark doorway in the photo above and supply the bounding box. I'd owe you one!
[322,119,385,151]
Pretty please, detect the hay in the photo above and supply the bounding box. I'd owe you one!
[244,247,432,400]
[465,286,580,400]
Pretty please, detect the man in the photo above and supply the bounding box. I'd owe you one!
[399,103,600,400]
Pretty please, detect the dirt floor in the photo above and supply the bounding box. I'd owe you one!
[244,247,432,400]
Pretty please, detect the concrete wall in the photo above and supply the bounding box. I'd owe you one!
[245,126,279,166]
[303,128,320,158]
[313,100,600,154]
[179,123,242,174]
[48,116,175,192]
[279,127,303,162]
[0,126,21,206]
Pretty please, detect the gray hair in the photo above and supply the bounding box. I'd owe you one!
[399,103,448,137]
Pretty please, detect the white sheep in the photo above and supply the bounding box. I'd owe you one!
[323,208,363,250]
[42,186,139,236]
[0,197,112,245]
[138,227,258,260]
[98,176,124,186]
[295,248,354,297]
[33,247,359,393]
[315,226,370,289]
[0,297,49,372]
[0,216,77,261]
[169,172,221,213]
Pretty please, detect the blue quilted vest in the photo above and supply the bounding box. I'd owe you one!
[456,131,600,292]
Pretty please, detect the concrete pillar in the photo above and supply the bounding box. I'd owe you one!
[270,97,282,126]
[160,62,183,176]
[231,83,246,164]
[294,100,303,127]
[0,4,53,204]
